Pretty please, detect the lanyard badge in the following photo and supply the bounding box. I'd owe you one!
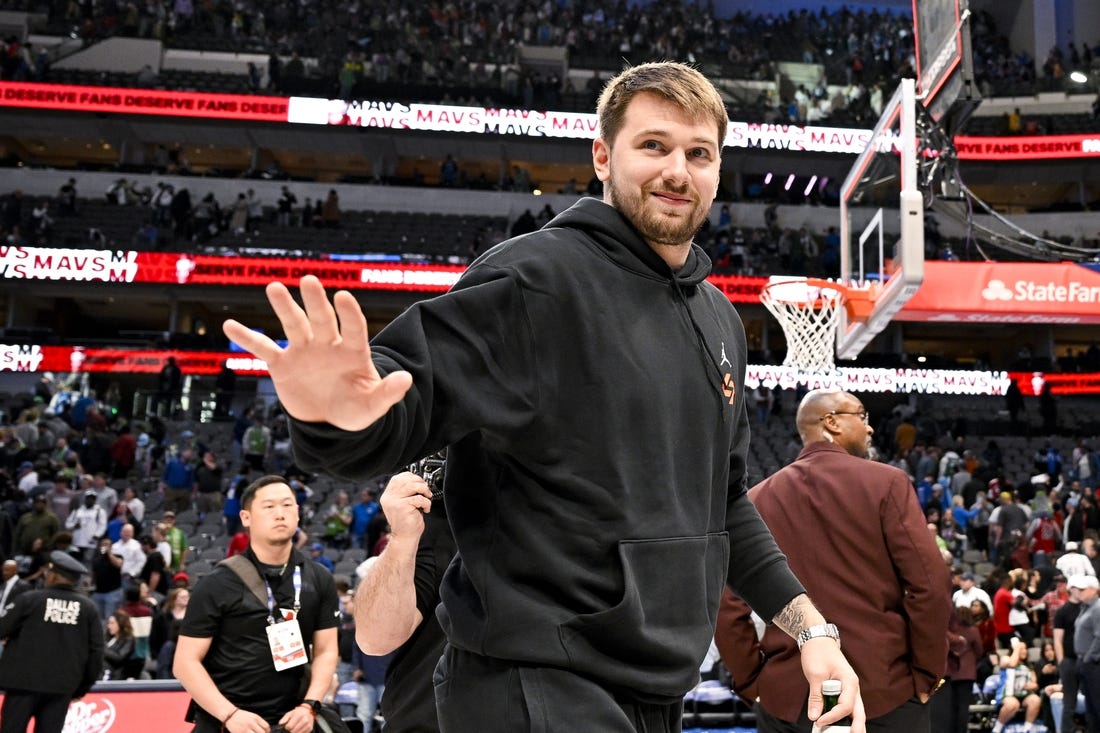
[264,565,307,671]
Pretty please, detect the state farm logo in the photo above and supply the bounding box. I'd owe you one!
[980,278,1100,304]
[63,697,116,733]
[981,280,1014,301]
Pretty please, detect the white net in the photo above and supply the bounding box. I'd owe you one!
[760,279,846,370]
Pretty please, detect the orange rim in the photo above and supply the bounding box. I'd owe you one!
[760,278,877,322]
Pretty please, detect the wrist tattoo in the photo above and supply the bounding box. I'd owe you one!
[773,595,813,636]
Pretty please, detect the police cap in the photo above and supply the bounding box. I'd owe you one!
[49,550,88,581]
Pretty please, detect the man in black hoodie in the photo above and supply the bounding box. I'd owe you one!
[224,61,862,733]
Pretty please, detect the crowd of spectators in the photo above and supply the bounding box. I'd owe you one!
[880,404,1100,731]
[25,0,914,87]
[4,168,1100,275]
[0,360,417,732]
[0,2,1097,127]
[2,179,335,247]
[0,379,202,680]
[3,348,1100,686]
[4,6,1100,726]
[0,176,513,267]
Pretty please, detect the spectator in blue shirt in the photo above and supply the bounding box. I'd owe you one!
[309,542,334,572]
[161,448,195,514]
[350,488,379,550]
[223,464,251,537]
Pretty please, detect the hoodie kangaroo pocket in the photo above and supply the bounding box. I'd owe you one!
[558,532,729,696]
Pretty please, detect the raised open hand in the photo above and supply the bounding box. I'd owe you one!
[223,275,412,431]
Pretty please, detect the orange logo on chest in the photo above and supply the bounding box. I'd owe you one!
[721,373,736,405]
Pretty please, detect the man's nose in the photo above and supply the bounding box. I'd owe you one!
[662,152,690,187]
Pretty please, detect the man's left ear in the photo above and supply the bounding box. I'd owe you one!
[592,138,611,182]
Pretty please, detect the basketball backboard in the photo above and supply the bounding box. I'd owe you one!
[912,0,980,135]
[838,77,924,361]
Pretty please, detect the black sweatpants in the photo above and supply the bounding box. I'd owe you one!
[1062,657,1080,733]
[0,691,72,733]
[433,645,682,733]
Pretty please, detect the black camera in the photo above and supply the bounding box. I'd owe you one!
[407,452,446,502]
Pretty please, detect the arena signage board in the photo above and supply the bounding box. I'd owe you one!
[898,261,1100,323]
[0,247,465,292]
[1,82,1095,161]
[0,689,192,733]
[5,249,1100,321]
[0,82,287,121]
[953,133,1100,161]
[6,344,1096,396]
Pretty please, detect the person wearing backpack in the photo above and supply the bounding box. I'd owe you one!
[242,416,271,472]
[174,475,341,733]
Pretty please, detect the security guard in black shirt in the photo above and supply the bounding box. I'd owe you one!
[0,551,104,733]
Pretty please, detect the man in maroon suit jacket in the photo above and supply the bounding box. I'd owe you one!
[715,389,951,733]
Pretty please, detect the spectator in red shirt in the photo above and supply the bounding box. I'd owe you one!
[1027,510,1062,558]
[993,573,1017,647]
[970,598,998,663]
[226,530,249,558]
[1039,574,1069,638]
[119,585,152,619]
[108,427,137,480]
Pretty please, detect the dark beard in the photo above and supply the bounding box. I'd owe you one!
[607,178,704,248]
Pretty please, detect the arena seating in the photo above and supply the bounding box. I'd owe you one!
[29,196,507,263]
[15,1,1097,124]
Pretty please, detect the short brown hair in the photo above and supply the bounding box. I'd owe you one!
[596,61,727,150]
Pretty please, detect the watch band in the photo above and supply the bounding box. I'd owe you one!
[796,622,841,650]
[300,699,321,716]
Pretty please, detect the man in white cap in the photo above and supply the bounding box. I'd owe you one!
[953,572,992,613]
[65,490,107,562]
[34,372,55,404]
[1055,575,1088,733]
[1073,573,1100,728]
[1058,541,1095,579]
[15,461,38,494]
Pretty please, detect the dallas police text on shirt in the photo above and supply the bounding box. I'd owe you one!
[44,598,82,624]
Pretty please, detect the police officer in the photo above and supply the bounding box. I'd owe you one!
[0,551,104,733]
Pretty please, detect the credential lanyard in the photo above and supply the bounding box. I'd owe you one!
[264,565,302,625]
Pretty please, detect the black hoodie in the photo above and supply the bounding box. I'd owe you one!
[292,197,804,700]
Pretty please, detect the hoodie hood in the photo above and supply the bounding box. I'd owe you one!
[543,197,713,286]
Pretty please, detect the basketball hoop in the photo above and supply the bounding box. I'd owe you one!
[760,277,875,371]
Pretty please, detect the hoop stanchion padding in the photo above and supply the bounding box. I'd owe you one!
[843,286,876,320]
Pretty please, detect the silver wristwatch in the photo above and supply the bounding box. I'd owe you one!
[796,623,841,650]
